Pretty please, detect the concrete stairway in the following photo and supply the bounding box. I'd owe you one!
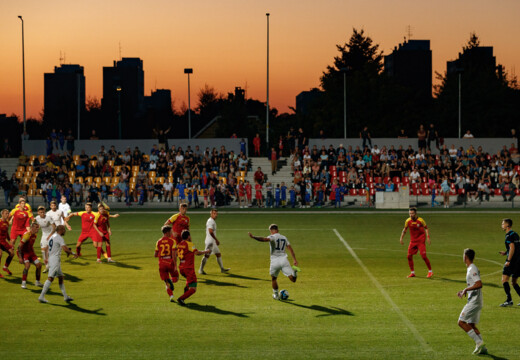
[0,158,20,205]
[245,157,294,186]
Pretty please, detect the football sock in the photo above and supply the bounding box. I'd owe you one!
[199,257,207,272]
[5,254,13,267]
[512,283,520,297]
[76,246,81,256]
[216,257,225,270]
[421,255,432,270]
[36,268,41,281]
[41,250,47,264]
[166,279,174,291]
[22,272,27,282]
[476,333,483,342]
[41,280,52,297]
[96,247,102,260]
[503,282,512,301]
[273,288,279,294]
[407,256,414,271]
[166,288,173,297]
[59,283,68,298]
[179,288,196,300]
[106,245,111,258]
[467,330,480,344]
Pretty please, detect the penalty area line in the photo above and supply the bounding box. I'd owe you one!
[332,229,433,353]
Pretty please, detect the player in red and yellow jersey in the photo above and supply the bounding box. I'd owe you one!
[93,203,119,263]
[0,209,15,277]
[155,225,179,302]
[400,207,433,278]
[9,198,33,246]
[164,203,190,243]
[176,230,210,305]
[14,196,32,212]
[66,202,101,258]
[17,222,43,288]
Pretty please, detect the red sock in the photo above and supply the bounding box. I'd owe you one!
[106,245,111,258]
[96,247,102,259]
[167,288,173,297]
[422,255,432,270]
[22,273,27,281]
[5,255,13,267]
[179,288,196,301]
[407,256,414,271]
[76,246,81,256]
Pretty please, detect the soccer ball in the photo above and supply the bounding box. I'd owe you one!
[279,289,289,300]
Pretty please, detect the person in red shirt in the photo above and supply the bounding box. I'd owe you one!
[93,203,119,263]
[270,147,278,175]
[254,167,264,185]
[399,207,433,278]
[255,181,263,208]
[155,225,178,302]
[164,203,190,244]
[8,198,33,246]
[66,202,101,258]
[245,180,252,207]
[0,209,15,277]
[253,133,261,156]
[17,222,43,289]
[237,180,246,208]
[176,230,210,305]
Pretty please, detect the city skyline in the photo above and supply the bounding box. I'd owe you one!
[2,0,519,120]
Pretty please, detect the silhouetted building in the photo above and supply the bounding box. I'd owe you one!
[384,40,432,101]
[144,89,173,128]
[44,64,85,136]
[296,88,323,115]
[102,58,145,138]
[447,46,496,75]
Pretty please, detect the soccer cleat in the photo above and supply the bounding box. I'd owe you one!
[272,293,280,300]
[221,268,230,273]
[96,259,103,264]
[170,295,176,303]
[479,346,487,355]
[42,267,48,273]
[499,300,513,307]
[292,265,301,273]
[177,298,186,306]
[473,342,486,354]
[107,258,116,263]
[198,270,207,275]
[103,252,108,259]
[38,298,48,303]
[35,281,43,287]
[3,267,12,276]
[407,273,416,278]
[0,273,3,278]
[21,281,27,289]
[427,272,434,278]
[64,296,74,302]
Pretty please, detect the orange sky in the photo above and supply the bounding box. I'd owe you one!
[1,0,519,119]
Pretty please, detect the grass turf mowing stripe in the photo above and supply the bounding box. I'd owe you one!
[333,228,434,354]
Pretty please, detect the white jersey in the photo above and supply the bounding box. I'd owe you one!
[46,209,64,226]
[35,215,54,236]
[58,203,71,224]
[48,233,66,263]
[205,217,217,243]
[466,263,483,305]
[267,233,290,259]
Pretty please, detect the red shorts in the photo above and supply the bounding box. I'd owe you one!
[78,231,101,244]
[408,242,427,256]
[255,192,262,200]
[23,252,39,264]
[0,239,13,252]
[179,267,197,284]
[159,261,178,282]
[100,232,110,243]
[10,230,26,241]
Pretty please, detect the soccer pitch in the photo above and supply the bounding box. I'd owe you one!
[1,211,518,359]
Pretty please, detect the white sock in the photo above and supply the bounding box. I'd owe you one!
[41,250,47,264]
[410,271,415,274]
[40,280,52,298]
[467,330,480,344]
[199,257,207,272]
[428,270,432,273]
[59,283,68,299]
[272,288,278,294]
[216,257,224,270]
[477,333,483,342]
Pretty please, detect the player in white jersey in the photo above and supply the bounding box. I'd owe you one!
[58,196,72,225]
[47,200,71,230]
[34,206,56,273]
[38,225,77,303]
[199,208,230,274]
[457,248,487,355]
[248,224,300,300]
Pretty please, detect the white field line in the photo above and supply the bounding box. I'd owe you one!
[101,210,520,215]
[333,229,433,353]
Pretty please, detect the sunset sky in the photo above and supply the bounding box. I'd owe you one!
[2,0,519,119]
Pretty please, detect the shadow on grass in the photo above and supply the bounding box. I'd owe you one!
[46,302,107,316]
[64,259,90,267]
[110,261,141,270]
[480,353,509,360]
[432,277,502,288]
[182,302,250,318]
[63,273,83,283]
[223,273,270,282]
[199,278,247,288]
[282,301,354,318]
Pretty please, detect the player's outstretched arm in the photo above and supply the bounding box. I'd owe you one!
[287,244,298,266]
[399,228,407,245]
[62,245,78,259]
[195,249,211,256]
[248,232,270,242]
[109,214,120,218]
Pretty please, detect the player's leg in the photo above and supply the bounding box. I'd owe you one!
[3,246,14,275]
[281,258,298,283]
[215,253,229,273]
[76,233,88,256]
[407,244,418,277]
[501,273,513,306]
[177,270,197,304]
[21,261,31,288]
[57,275,72,301]
[270,260,281,299]
[34,258,43,286]
[38,275,54,302]
[199,242,212,274]
[105,237,114,262]
[511,275,520,302]
[418,243,433,277]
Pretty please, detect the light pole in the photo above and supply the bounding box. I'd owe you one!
[266,13,270,150]
[340,67,350,138]
[18,16,26,134]
[116,86,122,139]
[184,68,193,139]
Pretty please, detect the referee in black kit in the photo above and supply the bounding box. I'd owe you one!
[499,218,520,307]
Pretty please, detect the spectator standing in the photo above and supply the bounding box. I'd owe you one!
[66,130,75,154]
[398,129,408,139]
[240,138,247,156]
[360,126,372,149]
[463,130,475,139]
[297,128,307,149]
[427,124,439,151]
[270,147,278,175]
[417,125,427,151]
[253,134,261,156]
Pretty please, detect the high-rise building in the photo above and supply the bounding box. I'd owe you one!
[384,40,432,101]
[447,46,496,75]
[102,58,145,138]
[296,88,323,115]
[43,64,85,136]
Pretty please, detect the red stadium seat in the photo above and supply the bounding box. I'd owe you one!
[494,189,502,196]
[401,177,409,185]
[358,189,367,196]
[369,189,375,196]
[374,177,382,184]
[392,176,400,184]
[411,188,420,196]
[349,189,357,196]
[329,166,336,173]
[366,176,373,184]
[383,177,391,184]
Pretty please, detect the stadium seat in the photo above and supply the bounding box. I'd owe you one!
[374,177,382,184]
[358,189,367,196]
[239,171,246,177]
[349,189,357,196]
[142,154,150,162]
[401,177,409,185]
[29,155,37,164]
[38,155,46,163]
[76,177,84,184]
[107,160,115,167]
[15,171,23,179]
[219,177,227,184]
[411,188,420,196]
[132,165,139,173]
[85,177,93,185]
[494,189,502,195]
[392,176,400,184]
[168,177,174,183]
[114,166,122,174]
[421,188,431,195]
[129,177,136,184]
[148,171,156,178]
[17,166,25,173]
[103,177,111,184]
[156,177,165,184]
[90,160,98,167]
[329,165,337,173]
[369,188,375,196]
[237,176,245,183]
[94,177,102,185]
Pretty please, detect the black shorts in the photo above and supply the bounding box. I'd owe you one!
[502,261,520,277]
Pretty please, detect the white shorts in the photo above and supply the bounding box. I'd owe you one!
[204,240,220,255]
[40,233,51,248]
[270,256,294,278]
[48,260,63,278]
[459,302,482,324]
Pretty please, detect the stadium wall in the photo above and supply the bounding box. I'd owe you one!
[309,138,512,155]
[22,139,248,156]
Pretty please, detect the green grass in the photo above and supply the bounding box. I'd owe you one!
[1,211,518,359]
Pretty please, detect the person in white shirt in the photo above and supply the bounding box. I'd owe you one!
[58,196,72,225]
[34,206,56,273]
[410,168,421,184]
[163,180,174,202]
[38,225,78,303]
[198,209,230,275]
[248,224,300,300]
[457,248,486,355]
[47,200,71,230]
